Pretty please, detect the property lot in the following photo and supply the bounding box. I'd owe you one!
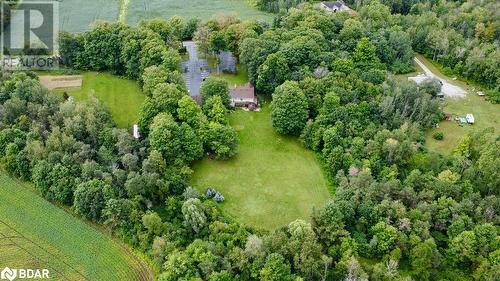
[191,104,331,229]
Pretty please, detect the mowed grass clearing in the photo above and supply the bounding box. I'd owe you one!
[0,171,152,281]
[125,0,273,24]
[191,104,331,229]
[414,56,500,154]
[53,72,144,129]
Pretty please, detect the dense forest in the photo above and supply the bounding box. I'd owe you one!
[0,1,499,280]
[255,0,499,102]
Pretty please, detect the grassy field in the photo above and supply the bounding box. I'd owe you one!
[413,55,500,154]
[191,103,331,230]
[0,171,152,281]
[59,0,120,33]
[125,0,273,24]
[212,65,249,86]
[53,72,144,129]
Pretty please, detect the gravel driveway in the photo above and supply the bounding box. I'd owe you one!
[411,57,467,98]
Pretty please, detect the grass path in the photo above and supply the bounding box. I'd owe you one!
[0,171,153,281]
[119,0,131,23]
[191,103,331,229]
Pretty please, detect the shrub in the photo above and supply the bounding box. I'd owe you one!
[213,192,225,203]
[206,187,216,198]
[433,132,444,140]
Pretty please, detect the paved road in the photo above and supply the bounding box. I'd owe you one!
[413,57,467,98]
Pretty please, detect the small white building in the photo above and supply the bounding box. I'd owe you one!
[466,114,475,124]
[133,124,140,139]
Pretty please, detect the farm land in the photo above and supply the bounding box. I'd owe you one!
[0,172,152,281]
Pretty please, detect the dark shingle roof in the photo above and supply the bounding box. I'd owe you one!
[322,1,344,9]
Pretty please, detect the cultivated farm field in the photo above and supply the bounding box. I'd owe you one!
[59,0,120,33]
[191,104,331,229]
[0,172,152,281]
[125,0,273,24]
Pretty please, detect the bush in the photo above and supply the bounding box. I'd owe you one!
[213,192,225,203]
[206,187,216,198]
[433,131,444,140]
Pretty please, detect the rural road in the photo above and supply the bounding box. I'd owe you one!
[413,57,467,98]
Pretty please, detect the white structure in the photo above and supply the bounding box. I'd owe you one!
[133,124,140,139]
[466,114,475,124]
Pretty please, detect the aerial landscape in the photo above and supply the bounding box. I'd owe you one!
[0,0,498,280]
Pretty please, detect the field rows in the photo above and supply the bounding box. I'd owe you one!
[58,0,272,33]
[0,172,152,281]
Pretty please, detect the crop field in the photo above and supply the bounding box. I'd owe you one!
[125,0,273,24]
[59,0,120,33]
[191,104,331,230]
[53,72,144,129]
[0,171,152,281]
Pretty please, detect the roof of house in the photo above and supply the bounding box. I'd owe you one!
[321,1,344,9]
[230,84,255,100]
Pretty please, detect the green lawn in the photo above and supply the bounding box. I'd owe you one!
[125,0,273,24]
[212,65,249,86]
[0,171,152,281]
[191,103,331,230]
[54,72,144,129]
[426,93,500,154]
[414,56,500,154]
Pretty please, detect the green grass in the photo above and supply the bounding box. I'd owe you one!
[414,55,500,154]
[125,0,273,25]
[53,72,144,129]
[59,0,120,33]
[426,94,500,154]
[212,65,249,86]
[0,171,152,281]
[191,103,331,230]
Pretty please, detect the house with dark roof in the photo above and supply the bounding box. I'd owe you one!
[229,84,257,108]
[318,1,352,13]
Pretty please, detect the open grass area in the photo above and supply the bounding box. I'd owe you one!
[426,94,500,154]
[125,0,273,25]
[191,103,331,230]
[53,72,144,129]
[0,171,152,281]
[212,65,249,86]
[59,0,120,33]
[414,55,500,154]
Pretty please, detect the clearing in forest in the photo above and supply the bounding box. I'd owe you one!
[191,104,331,230]
[415,56,500,154]
[0,172,152,281]
[52,72,144,129]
